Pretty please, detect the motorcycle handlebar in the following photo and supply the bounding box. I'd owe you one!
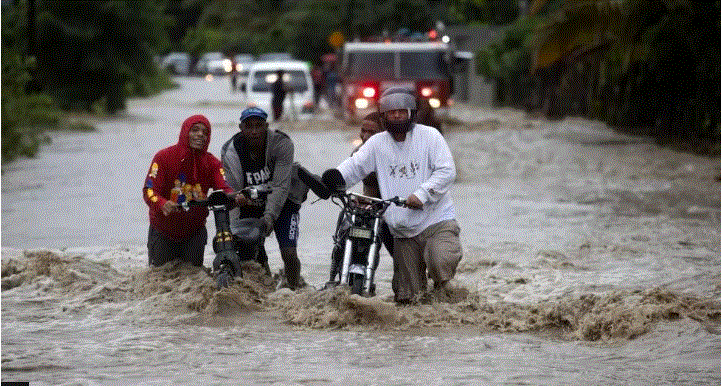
[181,185,272,211]
[344,191,417,209]
[296,164,420,210]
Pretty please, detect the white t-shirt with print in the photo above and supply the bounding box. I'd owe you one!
[337,123,456,238]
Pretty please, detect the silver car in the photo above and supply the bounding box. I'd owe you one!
[160,52,191,75]
[195,52,232,75]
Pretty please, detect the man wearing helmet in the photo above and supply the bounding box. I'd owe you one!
[322,87,462,304]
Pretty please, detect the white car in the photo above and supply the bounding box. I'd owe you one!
[233,54,255,90]
[245,60,315,121]
[195,52,232,75]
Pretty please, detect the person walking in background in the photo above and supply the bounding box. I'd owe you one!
[143,114,233,268]
[271,69,286,121]
[230,61,238,93]
[221,107,308,290]
[323,62,338,108]
[322,87,462,303]
[311,62,324,108]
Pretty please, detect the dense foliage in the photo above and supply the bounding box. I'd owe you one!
[5,0,718,162]
[35,0,172,114]
[182,0,447,62]
[2,1,59,163]
[477,0,721,155]
[2,0,173,162]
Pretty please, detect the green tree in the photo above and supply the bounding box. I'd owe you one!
[448,0,520,25]
[478,0,721,155]
[34,0,170,114]
[187,0,441,62]
[2,0,60,163]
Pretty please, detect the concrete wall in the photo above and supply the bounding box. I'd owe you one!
[444,25,505,107]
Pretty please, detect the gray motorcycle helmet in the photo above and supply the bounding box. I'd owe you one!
[378,86,416,113]
[378,87,417,134]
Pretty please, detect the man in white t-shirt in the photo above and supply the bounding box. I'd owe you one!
[322,87,462,303]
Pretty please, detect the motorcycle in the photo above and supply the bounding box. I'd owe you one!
[181,185,271,289]
[296,166,407,296]
[326,191,408,296]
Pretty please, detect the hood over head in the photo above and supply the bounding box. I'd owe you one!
[179,114,212,152]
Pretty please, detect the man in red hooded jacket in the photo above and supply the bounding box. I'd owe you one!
[143,114,233,267]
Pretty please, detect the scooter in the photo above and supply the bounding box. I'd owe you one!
[296,166,406,296]
[181,185,271,289]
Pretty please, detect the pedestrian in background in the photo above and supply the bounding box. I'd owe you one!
[271,70,286,121]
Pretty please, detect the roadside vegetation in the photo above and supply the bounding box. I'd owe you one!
[476,0,721,156]
[2,0,173,164]
[3,0,718,163]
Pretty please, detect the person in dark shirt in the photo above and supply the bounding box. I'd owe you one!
[221,107,309,289]
[271,70,286,121]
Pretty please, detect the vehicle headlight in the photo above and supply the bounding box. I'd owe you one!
[355,98,370,109]
[224,59,233,73]
[428,98,441,109]
[420,87,433,98]
[362,87,376,98]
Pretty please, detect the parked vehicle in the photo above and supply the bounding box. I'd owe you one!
[244,60,315,120]
[160,52,191,75]
[339,42,455,122]
[233,54,255,91]
[257,52,294,62]
[195,52,232,75]
[181,185,271,289]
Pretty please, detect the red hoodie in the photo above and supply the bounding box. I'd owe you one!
[143,115,232,240]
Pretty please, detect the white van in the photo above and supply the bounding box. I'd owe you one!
[245,60,314,121]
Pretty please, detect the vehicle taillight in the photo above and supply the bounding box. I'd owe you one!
[362,87,376,98]
[420,87,434,98]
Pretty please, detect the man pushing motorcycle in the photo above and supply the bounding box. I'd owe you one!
[143,114,233,267]
[322,87,463,304]
[221,107,308,290]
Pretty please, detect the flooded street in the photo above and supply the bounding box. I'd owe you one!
[3,77,721,385]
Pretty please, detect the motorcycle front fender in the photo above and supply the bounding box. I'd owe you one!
[213,250,242,277]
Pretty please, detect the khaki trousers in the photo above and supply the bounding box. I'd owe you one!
[392,219,462,302]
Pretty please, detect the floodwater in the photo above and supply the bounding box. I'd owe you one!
[2,77,721,385]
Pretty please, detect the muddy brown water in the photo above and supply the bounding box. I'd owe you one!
[2,77,721,385]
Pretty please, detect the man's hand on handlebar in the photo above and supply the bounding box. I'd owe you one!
[235,193,250,207]
[405,194,423,210]
[262,214,274,237]
[162,201,181,216]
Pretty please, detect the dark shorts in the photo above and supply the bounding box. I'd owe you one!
[271,200,300,248]
[147,225,207,267]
